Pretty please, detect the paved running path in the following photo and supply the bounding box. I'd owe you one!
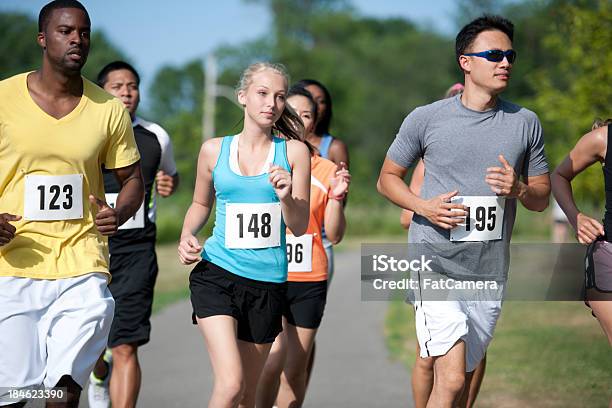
[77,249,413,407]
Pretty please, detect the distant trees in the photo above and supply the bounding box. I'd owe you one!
[2,0,609,235]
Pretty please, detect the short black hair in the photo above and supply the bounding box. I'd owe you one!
[38,0,89,32]
[97,61,140,88]
[288,84,318,125]
[455,15,514,66]
[294,79,333,136]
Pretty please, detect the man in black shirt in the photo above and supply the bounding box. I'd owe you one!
[88,61,179,408]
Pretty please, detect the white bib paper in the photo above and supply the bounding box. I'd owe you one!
[24,174,83,221]
[450,196,505,242]
[225,202,281,249]
[105,193,145,230]
[286,234,313,272]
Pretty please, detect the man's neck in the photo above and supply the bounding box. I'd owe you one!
[35,61,83,98]
[460,85,499,112]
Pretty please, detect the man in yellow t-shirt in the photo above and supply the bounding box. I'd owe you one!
[0,1,143,407]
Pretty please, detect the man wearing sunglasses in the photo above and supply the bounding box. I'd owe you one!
[378,15,550,408]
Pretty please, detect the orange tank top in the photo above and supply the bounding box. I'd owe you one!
[287,155,337,282]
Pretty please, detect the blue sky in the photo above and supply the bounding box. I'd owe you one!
[0,1,457,102]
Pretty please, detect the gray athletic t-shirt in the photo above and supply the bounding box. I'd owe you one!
[387,95,548,280]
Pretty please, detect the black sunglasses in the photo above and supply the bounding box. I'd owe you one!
[463,49,517,63]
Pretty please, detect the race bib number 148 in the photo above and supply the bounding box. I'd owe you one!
[225,202,281,249]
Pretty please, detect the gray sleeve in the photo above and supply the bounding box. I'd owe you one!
[522,114,549,177]
[386,108,425,169]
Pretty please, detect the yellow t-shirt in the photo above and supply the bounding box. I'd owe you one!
[0,72,140,279]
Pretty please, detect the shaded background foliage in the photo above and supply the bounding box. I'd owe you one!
[1,0,610,241]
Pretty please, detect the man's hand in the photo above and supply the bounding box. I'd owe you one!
[419,190,467,230]
[0,213,21,246]
[156,170,175,197]
[486,155,520,197]
[89,195,118,236]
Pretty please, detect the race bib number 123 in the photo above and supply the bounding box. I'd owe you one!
[24,174,83,221]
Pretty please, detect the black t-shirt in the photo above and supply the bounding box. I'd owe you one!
[103,123,162,253]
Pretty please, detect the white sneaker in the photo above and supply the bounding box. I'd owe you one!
[88,349,112,408]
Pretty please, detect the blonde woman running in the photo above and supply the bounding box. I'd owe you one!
[178,63,311,408]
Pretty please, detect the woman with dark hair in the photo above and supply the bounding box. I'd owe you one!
[293,79,349,167]
[294,79,349,284]
[257,85,350,408]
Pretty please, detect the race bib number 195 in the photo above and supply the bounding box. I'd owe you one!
[225,202,281,249]
[24,174,83,221]
[450,196,505,242]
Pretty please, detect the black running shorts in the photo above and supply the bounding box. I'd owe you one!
[189,260,286,344]
[283,280,328,329]
[108,248,158,348]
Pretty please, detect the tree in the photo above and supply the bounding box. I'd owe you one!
[147,60,204,189]
[0,12,126,82]
[531,0,611,204]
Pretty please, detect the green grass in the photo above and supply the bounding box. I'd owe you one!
[385,301,612,407]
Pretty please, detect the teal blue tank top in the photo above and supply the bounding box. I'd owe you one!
[202,135,291,283]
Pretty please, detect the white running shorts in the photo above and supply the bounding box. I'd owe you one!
[413,278,504,372]
[0,273,114,406]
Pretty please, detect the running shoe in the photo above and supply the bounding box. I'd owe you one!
[87,349,112,408]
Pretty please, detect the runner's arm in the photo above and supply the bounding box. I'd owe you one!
[156,126,180,197]
[515,173,551,212]
[400,159,424,229]
[485,155,550,212]
[324,164,351,244]
[111,161,145,226]
[552,127,606,242]
[378,157,466,230]
[281,140,311,237]
[181,139,219,238]
[328,139,350,206]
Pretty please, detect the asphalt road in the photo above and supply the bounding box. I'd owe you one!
[74,248,413,407]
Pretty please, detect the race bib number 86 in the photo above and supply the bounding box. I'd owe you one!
[24,174,83,220]
[225,202,281,249]
[287,234,313,272]
[450,196,505,242]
